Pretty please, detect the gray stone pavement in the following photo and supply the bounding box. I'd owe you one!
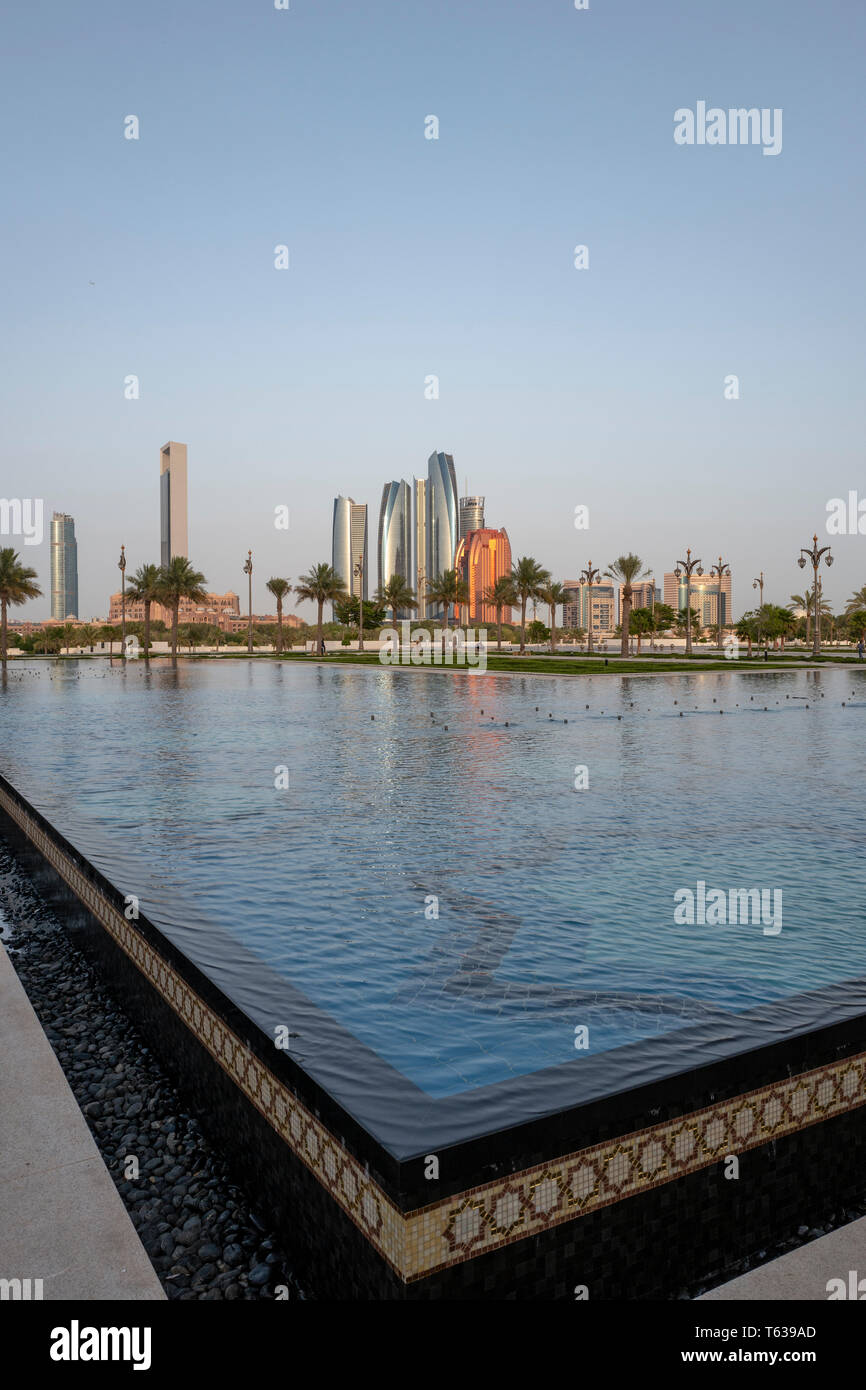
[699,1218,866,1300]
[0,941,164,1300]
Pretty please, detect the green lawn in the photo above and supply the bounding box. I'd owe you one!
[250,650,859,675]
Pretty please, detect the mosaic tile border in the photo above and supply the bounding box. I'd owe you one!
[404,1050,866,1278]
[0,785,407,1273]
[4,780,866,1285]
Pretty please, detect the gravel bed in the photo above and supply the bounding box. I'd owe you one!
[0,841,306,1301]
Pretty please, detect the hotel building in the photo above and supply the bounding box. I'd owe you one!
[50,512,79,620]
[663,571,733,629]
[108,590,241,631]
[629,581,661,612]
[159,442,189,568]
[562,581,620,636]
[455,528,512,625]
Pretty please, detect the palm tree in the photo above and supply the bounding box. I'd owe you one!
[511,557,550,653]
[78,623,98,653]
[157,557,208,667]
[846,609,866,645]
[127,562,162,661]
[60,622,78,654]
[629,607,655,655]
[845,585,866,615]
[0,548,42,670]
[294,563,346,655]
[763,604,797,650]
[539,579,568,653]
[605,554,650,657]
[789,591,812,645]
[792,586,832,645]
[99,623,120,656]
[374,575,418,622]
[675,606,702,638]
[735,612,759,657]
[266,577,292,654]
[483,575,517,650]
[426,570,469,630]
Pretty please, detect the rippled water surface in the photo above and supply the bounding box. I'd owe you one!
[1,659,864,1098]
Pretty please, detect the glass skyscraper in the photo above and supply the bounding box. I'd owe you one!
[459,496,485,543]
[377,480,413,617]
[50,512,78,620]
[424,451,458,618]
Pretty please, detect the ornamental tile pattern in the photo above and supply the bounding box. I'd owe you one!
[3,782,866,1284]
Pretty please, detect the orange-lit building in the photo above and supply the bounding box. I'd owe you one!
[455,528,512,624]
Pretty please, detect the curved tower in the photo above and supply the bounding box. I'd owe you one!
[425,451,458,619]
[377,480,413,617]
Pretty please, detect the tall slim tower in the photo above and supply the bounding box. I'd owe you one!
[332,496,368,617]
[425,450,459,619]
[414,477,427,618]
[160,442,189,568]
[50,512,78,620]
[377,481,413,616]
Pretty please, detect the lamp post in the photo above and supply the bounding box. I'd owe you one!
[579,561,601,655]
[752,571,764,648]
[709,556,731,652]
[354,557,364,653]
[243,550,253,653]
[118,544,127,656]
[797,533,832,659]
[674,549,703,657]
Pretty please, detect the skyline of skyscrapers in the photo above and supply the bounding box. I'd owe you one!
[159,441,189,569]
[50,511,78,620]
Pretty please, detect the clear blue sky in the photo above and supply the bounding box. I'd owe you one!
[2,0,864,619]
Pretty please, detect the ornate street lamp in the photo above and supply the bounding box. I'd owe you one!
[674,549,703,657]
[354,557,365,653]
[579,561,601,655]
[118,544,127,655]
[797,534,832,658]
[709,556,731,651]
[243,550,253,653]
[752,571,764,647]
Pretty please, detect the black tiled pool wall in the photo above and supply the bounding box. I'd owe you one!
[3,774,866,1299]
